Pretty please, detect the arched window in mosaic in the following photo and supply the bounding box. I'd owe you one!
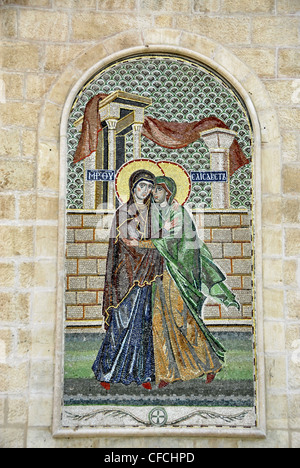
[62,53,258,433]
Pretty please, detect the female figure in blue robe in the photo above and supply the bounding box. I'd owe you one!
[92,169,163,390]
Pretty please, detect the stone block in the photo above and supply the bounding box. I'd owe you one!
[65,259,77,275]
[242,305,252,318]
[66,243,86,258]
[98,259,107,275]
[77,292,97,305]
[2,72,24,99]
[44,44,85,72]
[87,276,105,290]
[220,214,241,227]
[0,292,30,323]
[193,0,221,13]
[232,228,251,242]
[262,228,282,256]
[141,0,191,12]
[180,32,217,58]
[32,292,56,324]
[203,214,220,227]
[0,9,17,38]
[242,243,252,257]
[74,43,107,72]
[285,228,300,257]
[67,214,83,228]
[0,160,35,191]
[22,129,37,158]
[0,194,15,219]
[231,47,275,78]
[175,16,251,45]
[39,102,62,140]
[207,243,223,259]
[36,226,58,257]
[242,276,252,289]
[224,243,242,258]
[0,226,34,257]
[154,15,174,28]
[19,10,69,41]
[67,230,75,243]
[278,108,300,131]
[143,28,182,46]
[283,198,300,224]
[25,74,56,101]
[203,305,220,319]
[68,276,86,290]
[87,243,109,257]
[221,305,242,319]
[66,306,84,320]
[252,17,299,46]
[212,228,232,242]
[225,275,242,289]
[65,292,77,306]
[71,12,133,40]
[222,0,274,13]
[262,197,282,225]
[263,259,283,286]
[1,42,40,70]
[19,260,56,289]
[83,214,103,228]
[283,260,299,287]
[278,49,300,78]
[84,306,102,320]
[78,259,98,274]
[0,128,20,157]
[37,142,59,191]
[0,262,15,287]
[75,229,94,242]
[286,291,300,320]
[234,289,252,305]
[264,322,286,352]
[215,259,232,274]
[54,0,96,7]
[283,165,300,194]
[232,259,252,274]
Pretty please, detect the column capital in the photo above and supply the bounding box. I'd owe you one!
[106,118,118,130]
[132,123,143,132]
[200,127,236,151]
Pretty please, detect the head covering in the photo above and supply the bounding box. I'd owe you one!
[155,176,177,204]
[129,169,156,204]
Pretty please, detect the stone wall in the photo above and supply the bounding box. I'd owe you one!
[0,0,299,449]
[64,209,252,330]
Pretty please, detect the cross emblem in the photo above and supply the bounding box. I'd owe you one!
[149,407,168,426]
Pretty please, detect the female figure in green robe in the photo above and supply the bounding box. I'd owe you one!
[150,176,240,388]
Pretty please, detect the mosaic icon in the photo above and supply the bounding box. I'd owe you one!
[62,54,257,433]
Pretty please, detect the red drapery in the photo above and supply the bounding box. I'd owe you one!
[72,94,249,176]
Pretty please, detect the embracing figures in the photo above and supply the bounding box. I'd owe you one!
[92,164,240,390]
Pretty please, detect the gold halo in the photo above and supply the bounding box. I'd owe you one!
[158,161,191,205]
[115,159,164,203]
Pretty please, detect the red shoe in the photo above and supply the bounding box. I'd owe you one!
[100,382,110,390]
[206,373,216,384]
[142,382,152,390]
[158,380,169,389]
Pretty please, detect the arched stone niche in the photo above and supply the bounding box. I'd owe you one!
[49,30,277,438]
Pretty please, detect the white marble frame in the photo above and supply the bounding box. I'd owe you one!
[53,40,266,439]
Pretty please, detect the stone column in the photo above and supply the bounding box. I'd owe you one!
[107,118,118,208]
[200,128,236,209]
[132,123,143,159]
[84,151,96,209]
